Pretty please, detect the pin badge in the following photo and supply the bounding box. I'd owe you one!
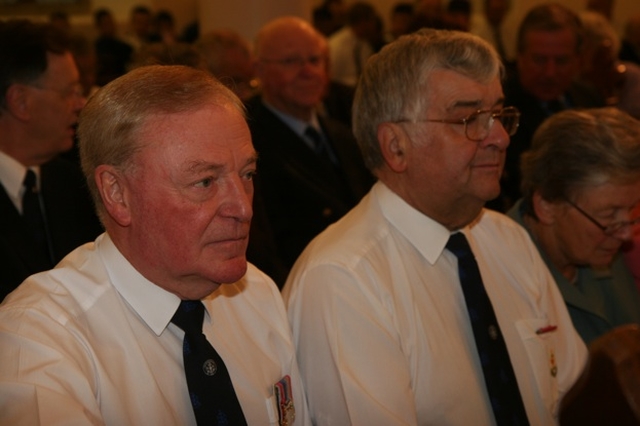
[488,325,498,340]
[203,359,217,376]
[549,350,557,378]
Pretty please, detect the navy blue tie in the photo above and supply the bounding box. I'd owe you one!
[305,125,337,165]
[22,169,53,267]
[446,233,529,425]
[171,300,247,426]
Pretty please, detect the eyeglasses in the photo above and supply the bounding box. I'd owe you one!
[260,55,325,70]
[30,83,84,100]
[395,106,520,142]
[565,199,640,236]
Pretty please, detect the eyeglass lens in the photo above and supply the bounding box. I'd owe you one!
[466,109,519,141]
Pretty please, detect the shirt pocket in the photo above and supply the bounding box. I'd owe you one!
[515,318,560,415]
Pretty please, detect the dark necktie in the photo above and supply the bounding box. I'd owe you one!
[446,233,529,425]
[22,169,53,266]
[171,300,247,426]
[305,125,336,165]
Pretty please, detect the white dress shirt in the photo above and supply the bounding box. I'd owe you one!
[0,150,39,214]
[283,181,587,426]
[328,26,374,87]
[0,233,311,426]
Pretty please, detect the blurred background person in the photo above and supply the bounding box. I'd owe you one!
[387,2,414,41]
[195,29,258,101]
[470,0,511,62]
[93,8,133,87]
[153,9,178,44]
[501,2,604,210]
[124,5,161,52]
[68,32,98,99]
[0,20,102,301]
[411,0,445,30]
[48,10,71,33]
[246,16,374,286]
[131,42,205,69]
[579,10,640,118]
[328,1,379,87]
[442,0,472,32]
[508,107,640,345]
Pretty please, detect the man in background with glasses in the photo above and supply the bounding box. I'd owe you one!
[245,16,373,287]
[508,107,640,345]
[283,29,587,425]
[0,20,102,302]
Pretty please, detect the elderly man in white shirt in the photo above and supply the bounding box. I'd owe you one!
[0,65,310,426]
[283,29,587,425]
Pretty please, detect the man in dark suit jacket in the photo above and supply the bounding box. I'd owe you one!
[0,21,102,301]
[246,17,374,286]
[499,4,605,210]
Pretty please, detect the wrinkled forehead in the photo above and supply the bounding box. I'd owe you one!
[423,69,503,111]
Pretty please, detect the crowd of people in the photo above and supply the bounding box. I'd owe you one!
[1,0,640,424]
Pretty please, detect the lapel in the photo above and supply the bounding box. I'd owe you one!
[0,182,48,273]
[248,100,355,204]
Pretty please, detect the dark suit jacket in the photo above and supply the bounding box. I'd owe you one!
[500,72,605,208]
[0,157,103,301]
[244,96,374,285]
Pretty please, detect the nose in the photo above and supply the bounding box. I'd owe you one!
[611,222,635,242]
[74,92,87,113]
[481,117,510,150]
[220,176,253,223]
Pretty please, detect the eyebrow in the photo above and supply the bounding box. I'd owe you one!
[183,152,259,174]
[448,97,506,112]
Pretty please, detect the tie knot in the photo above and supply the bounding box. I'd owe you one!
[446,232,473,260]
[305,125,323,148]
[171,300,205,335]
[23,169,37,193]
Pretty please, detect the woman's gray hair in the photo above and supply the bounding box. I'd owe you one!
[352,28,503,171]
[521,107,640,217]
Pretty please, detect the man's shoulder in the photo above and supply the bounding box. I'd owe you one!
[471,209,534,252]
[0,241,105,325]
[289,191,380,269]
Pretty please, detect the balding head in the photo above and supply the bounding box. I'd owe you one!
[254,17,329,121]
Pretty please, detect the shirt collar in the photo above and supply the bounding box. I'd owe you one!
[97,233,182,336]
[0,150,40,212]
[261,99,321,137]
[373,181,452,264]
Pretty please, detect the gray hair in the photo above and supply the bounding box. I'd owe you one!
[78,65,245,221]
[353,28,503,171]
[521,107,640,216]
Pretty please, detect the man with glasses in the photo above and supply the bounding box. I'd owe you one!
[502,3,605,209]
[245,16,373,287]
[0,20,101,301]
[283,29,587,424]
[508,107,640,345]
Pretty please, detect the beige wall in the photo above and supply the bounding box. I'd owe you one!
[3,0,640,46]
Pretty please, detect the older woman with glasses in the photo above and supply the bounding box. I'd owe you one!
[508,107,640,344]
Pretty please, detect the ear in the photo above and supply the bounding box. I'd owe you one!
[5,84,32,121]
[532,190,556,225]
[377,122,408,173]
[95,165,132,227]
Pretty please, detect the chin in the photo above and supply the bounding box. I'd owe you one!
[208,257,248,284]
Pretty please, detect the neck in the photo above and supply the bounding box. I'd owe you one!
[380,175,483,231]
[523,214,577,282]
